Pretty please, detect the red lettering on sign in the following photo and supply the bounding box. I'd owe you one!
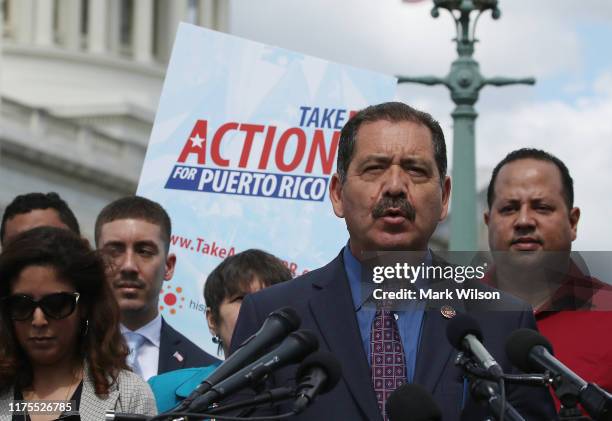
[305,129,339,174]
[177,120,208,164]
[211,122,239,167]
[275,128,306,172]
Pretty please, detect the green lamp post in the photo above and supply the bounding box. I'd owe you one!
[398,0,535,251]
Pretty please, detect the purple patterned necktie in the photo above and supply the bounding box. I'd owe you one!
[370,309,407,420]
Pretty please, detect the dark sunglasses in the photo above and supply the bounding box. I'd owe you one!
[1,292,80,321]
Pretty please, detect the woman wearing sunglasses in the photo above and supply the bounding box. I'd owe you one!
[0,227,157,420]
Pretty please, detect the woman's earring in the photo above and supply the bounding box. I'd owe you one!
[83,319,89,336]
[212,335,224,356]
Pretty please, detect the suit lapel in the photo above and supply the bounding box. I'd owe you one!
[158,318,185,373]
[308,256,382,421]
[413,263,466,394]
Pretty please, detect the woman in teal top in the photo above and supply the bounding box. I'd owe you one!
[148,249,292,412]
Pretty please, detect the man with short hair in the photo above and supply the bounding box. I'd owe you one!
[1,192,80,246]
[484,148,612,396]
[95,196,218,380]
[230,103,557,420]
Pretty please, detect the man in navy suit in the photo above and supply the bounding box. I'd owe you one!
[96,196,219,380]
[230,102,557,420]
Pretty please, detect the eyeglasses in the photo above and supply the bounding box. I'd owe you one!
[1,292,80,321]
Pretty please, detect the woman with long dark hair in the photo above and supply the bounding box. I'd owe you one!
[0,227,157,420]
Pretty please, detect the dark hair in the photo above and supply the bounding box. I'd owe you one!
[487,148,574,210]
[0,227,129,395]
[0,192,80,245]
[204,249,292,325]
[95,196,172,253]
[337,102,447,184]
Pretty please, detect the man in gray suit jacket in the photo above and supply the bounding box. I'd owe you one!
[96,196,219,380]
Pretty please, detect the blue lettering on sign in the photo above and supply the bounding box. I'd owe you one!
[165,165,329,202]
[298,106,348,129]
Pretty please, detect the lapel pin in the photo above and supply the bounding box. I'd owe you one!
[173,351,184,363]
[440,305,456,319]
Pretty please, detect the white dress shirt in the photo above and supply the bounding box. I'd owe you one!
[120,314,161,381]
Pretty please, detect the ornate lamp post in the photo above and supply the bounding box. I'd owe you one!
[398,0,535,251]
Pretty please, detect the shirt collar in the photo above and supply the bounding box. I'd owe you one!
[483,260,603,314]
[120,313,162,348]
[343,243,432,311]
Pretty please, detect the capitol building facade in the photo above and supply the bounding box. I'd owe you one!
[0,0,228,240]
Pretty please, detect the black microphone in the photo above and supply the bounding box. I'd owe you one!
[386,384,442,421]
[292,351,342,414]
[187,329,319,413]
[166,306,300,413]
[447,313,504,379]
[506,328,612,421]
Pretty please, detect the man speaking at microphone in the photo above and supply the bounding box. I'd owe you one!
[230,102,557,420]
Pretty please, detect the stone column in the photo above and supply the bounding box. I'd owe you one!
[34,0,54,46]
[13,0,34,44]
[87,0,107,54]
[132,0,153,62]
[197,0,230,32]
[57,0,82,50]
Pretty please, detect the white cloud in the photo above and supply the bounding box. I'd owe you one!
[229,0,612,249]
[476,78,612,250]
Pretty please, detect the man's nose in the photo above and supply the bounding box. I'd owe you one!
[119,250,138,274]
[514,205,536,230]
[383,165,408,197]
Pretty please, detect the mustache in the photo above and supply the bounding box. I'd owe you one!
[371,196,416,221]
[113,273,146,289]
[511,237,543,245]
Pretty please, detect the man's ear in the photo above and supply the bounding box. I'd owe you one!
[164,252,176,281]
[329,173,345,218]
[439,176,451,221]
[569,207,580,241]
[484,210,490,226]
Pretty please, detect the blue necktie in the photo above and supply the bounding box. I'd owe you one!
[125,331,146,378]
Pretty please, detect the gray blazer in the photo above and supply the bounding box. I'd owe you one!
[0,369,157,420]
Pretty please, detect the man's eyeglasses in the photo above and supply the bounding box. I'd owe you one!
[1,292,80,321]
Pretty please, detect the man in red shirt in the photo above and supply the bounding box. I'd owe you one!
[483,148,612,410]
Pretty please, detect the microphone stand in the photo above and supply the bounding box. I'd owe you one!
[553,378,610,421]
[455,353,553,386]
[455,353,526,421]
[206,387,296,415]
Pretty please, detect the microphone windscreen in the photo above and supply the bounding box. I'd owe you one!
[290,329,319,353]
[505,328,554,372]
[446,313,483,350]
[295,350,342,393]
[272,306,301,331]
[387,383,442,421]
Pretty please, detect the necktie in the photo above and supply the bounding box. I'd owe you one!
[370,310,407,420]
[125,331,146,378]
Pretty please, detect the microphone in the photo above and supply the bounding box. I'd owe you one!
[186,329,319,413]
[166,306,300,413]
[386,384,442,421]
[292,351,342,414]
[446,313,504,379]
[506,328,612,421]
